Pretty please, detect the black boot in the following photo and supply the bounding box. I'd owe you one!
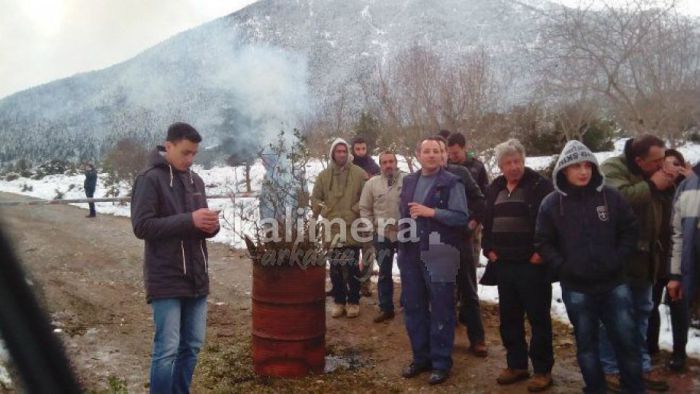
[401,362,431,378]
[667,351,687,372]
[428,369,449,385]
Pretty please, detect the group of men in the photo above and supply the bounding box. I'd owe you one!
[130,122,698,393]
[310,132,696,392]
[310,134,493,385]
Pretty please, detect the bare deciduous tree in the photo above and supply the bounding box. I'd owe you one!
[540,0,700,145]
[361,45,501,170]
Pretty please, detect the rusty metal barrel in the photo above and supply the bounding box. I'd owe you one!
[251,262,326,377]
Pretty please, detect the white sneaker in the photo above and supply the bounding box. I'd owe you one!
[331,303,345,318]
[346,304,360,318]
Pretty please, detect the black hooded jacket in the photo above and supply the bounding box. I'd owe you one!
[131,146,219,302]
[535,160,639,294]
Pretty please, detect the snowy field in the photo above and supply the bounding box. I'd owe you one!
[0,138,699,357]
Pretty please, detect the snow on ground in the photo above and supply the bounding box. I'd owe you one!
[0,340,10,389]
[1,143,699,357]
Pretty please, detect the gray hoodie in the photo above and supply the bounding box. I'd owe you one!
[552,140,604,196]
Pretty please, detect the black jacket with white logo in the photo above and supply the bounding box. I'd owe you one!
[535,168,639,294]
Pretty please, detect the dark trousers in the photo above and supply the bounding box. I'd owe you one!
[456,240,485,344]
[86,191,96,216]
[563,285,644,394]
[398,245,456,372]
[497,261,553,374]
[375,239,397,313]
[359,244,373,285]
[329,247,361,305]
[648,279,689,355]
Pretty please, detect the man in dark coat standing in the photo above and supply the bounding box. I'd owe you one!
[598,135,670,392]
[84,163,97,218]
[481,138,555,392]
[446,131,490,269]
[131,122,220,394]
[434,136,488,357]
[352,137,381,297]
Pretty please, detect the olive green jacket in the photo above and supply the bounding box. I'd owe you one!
[311,160,366,247]
[600,155,664,286]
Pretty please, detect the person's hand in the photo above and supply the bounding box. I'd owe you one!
[650,169,674,190]
[468,219,478,231]
[667,280,683,301]
[408,202,435,219]
[487,251,498,262]
[679,164,694,178]
[529,252,543,265]
[193,208,220,234]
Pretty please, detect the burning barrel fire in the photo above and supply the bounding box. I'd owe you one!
[245,236,326,377]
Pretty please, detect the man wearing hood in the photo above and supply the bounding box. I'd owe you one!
[131,122,220,394]
[481,138,554,392]
[536,140,643,393]
[598,135,671,392]
[312,138,367,318]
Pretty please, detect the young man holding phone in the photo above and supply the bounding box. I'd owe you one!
[131,122,219,393]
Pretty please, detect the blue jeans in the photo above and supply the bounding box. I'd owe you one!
[599,284,652,374]
[375,239,397,313]
[563,285,644,393]
[150,296,207,394]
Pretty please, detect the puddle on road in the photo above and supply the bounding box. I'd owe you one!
[324,352,365,373]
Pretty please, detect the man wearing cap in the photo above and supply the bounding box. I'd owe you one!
[536,140,642,393]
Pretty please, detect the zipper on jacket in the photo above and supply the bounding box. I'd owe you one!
[181,241,187,275]
[200,241,208,273]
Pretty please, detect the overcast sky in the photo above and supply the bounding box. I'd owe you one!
[0,0,698,99]
[0,0,256,99]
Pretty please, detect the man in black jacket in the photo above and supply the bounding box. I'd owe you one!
[481,139,554,392]
[84,163,97,218]
[352,137,381,297]
[131,123,220,394]
[536,140,643,393]
[435,136,488,357]
[447,132,489,269]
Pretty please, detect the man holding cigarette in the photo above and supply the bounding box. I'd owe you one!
[131,122,219,394]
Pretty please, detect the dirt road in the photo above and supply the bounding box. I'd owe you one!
[0,191,697,393]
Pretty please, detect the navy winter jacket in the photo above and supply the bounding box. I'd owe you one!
[84,168,97,196]
[536,168,639,294]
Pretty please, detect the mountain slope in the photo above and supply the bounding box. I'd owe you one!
[0,0,555,164]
